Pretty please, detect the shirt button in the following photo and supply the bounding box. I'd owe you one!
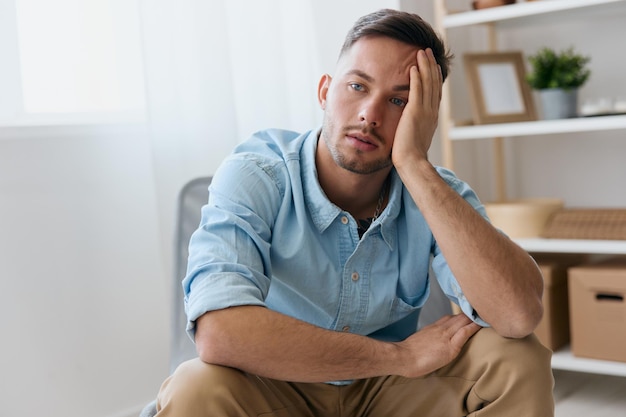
[342,326,350,332]
[351,272,359,282]
[341,216,349,225]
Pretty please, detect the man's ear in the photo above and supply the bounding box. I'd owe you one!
[317,74,332,110]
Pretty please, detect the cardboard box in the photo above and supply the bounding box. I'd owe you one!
[568,257,626,363]
[532,254,586,350]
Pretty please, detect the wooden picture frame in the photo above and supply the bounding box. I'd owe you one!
[463,52,536,125]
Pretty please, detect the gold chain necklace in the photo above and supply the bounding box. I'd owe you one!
[356,178,389,238]
[372,179,388,221]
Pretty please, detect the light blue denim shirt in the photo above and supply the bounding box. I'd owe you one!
[184,128,489,346]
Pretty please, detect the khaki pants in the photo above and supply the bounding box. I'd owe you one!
[155,328,554,416]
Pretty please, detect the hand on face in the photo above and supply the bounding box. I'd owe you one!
[391,48,443,168]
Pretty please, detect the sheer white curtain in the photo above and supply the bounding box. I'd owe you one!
[140,0,324,271]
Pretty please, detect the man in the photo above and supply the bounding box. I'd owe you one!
[155,8,554,417]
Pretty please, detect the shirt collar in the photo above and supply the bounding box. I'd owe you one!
[300,128,399,251]
[375,171,400,251]
[301,129,342,233]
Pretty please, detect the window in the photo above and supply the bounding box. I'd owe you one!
[1,0,146,126]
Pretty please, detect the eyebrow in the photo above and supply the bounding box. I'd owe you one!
[346,69,410,92]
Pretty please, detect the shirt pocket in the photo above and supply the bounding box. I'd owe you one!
[388,290,429,325]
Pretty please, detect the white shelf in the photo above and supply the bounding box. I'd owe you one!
[516,238,626,254]
[552,347,626,377]
[449,114,626,140]
[443,0,625,28]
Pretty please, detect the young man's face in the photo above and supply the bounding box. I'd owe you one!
[318,36,421,175]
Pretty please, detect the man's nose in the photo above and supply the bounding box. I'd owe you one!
[358,98,384,127]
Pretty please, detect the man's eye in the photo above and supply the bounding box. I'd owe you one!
[391,97,407,107]
[350,83,364,91]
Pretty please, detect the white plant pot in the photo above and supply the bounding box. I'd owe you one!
[538,88,578,119]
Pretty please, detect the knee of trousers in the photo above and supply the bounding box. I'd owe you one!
[463,327,554,393]
[157,359,252,411]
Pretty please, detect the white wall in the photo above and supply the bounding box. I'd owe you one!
[0,126,168,417]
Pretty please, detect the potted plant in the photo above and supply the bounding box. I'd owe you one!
[526,47,591,119]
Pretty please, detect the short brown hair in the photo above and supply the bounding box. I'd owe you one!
[340,9,452,81]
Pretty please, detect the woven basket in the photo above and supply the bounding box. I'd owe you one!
[484,198,563,238]
[542,209,626,240]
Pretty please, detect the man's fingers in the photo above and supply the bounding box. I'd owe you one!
[451,321,482,347]
[412,48,443,111]
[409,64,420,106]
[431,314,482,349]
[427,48,442,109]
[416,49,432,107]
[431,314,480,338]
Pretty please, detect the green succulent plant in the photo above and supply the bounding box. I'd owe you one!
[526,47,591,90]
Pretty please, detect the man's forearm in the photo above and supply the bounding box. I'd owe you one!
[194,306,403,383]
[396,158,544,338]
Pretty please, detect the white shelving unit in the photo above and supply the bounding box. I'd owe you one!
[434,0,626,378]
[449,114,626,141]
[442,0,625,28]
[435,0,626,169]
[550,346,626,377]
[517,238,626,255]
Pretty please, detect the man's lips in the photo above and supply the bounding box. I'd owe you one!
[349,133,374,144]
[345,132,378,150]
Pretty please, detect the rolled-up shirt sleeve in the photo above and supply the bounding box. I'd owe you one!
[183,156,282,340]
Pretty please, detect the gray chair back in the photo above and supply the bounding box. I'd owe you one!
[169,176,212,374]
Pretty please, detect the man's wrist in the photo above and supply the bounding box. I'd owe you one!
[394,153,435,184]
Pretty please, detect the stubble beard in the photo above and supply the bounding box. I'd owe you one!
[321,117,392,175]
